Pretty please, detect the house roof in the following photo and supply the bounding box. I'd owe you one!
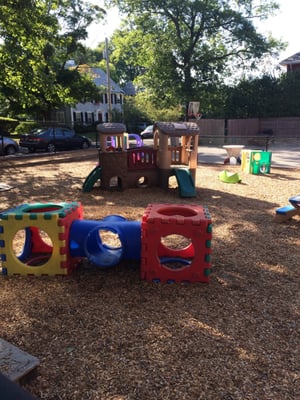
[280,52,300,66]
[123,81,136,96]
[92,68,124,94]
[78,65,124,94]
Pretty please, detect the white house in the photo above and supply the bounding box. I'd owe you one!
[52,65,124,127]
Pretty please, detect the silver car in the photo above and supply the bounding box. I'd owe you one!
[0,135,19,155]
[140,125,154,139]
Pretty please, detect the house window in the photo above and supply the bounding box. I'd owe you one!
[103,94,108,104]
[56,111,65,124]
[85,112,94,124]
[73,112,83,124]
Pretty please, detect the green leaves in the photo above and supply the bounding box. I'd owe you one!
[107,0,282,113]
[0,0,105,117]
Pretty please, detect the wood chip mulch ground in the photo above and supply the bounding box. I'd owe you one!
[0,149,299,400]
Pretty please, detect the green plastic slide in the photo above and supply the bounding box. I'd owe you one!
[82,166,101,192]
[174,168,196,197]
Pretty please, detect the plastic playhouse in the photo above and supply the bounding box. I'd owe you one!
[241,150,272,174]
[83,122,200,197]
[0,202,212,283]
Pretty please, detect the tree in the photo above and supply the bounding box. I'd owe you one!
[0,0,105,118]
[278,71,300,117]
[220,71,300,119]
[108,0,284,116]
[109,26,150,84]
[223,75,281,118]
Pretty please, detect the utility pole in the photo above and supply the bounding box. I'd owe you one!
[105,37,112,123]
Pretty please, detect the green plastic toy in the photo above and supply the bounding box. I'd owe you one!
[218,170,241,184]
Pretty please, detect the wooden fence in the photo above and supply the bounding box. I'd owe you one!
[195,117,300,146]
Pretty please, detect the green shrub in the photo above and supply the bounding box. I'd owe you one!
[73,124,96,134]
[0,117,19,134]
[14,121,39,135]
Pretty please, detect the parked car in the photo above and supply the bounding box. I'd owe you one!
[19,127,91,153]
[140,125,154,139]
[0,135,19,155]
[136,122,148,132]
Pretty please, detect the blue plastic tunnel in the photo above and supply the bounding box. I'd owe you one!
[69,215,141,268]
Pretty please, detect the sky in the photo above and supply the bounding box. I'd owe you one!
[85,0,299,63]
[256,0,300,61]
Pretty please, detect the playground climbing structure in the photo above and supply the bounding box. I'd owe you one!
[83,121,200,197]
[141,204,212,283]
[0,202,83,276]
[0,202,212,283]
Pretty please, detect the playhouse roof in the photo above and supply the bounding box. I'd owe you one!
[97,123,126,134]
[154,122,200,137]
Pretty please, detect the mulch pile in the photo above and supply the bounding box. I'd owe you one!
[0,149,299,400]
